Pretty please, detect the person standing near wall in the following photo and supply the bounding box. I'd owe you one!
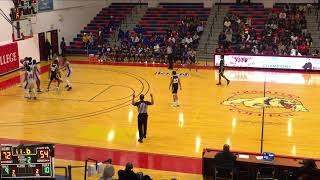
[60,37,66,56]
[45,39,52,61]
[132,93,154,143]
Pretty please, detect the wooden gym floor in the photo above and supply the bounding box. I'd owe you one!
[0,61,320,179]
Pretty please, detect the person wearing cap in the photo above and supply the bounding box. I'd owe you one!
[132,93,154,143]
[99,164,115,180]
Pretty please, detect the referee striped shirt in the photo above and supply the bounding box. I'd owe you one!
[133,101,152,114]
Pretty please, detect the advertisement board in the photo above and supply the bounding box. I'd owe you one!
[0,43,19,75]
[214,54,320,71]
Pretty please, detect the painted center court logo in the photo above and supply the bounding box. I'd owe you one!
[222,91,308,117]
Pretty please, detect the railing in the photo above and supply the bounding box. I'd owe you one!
[67,165,85,180]
[203,0,222,65]
[84,158,98,180]
[55,166,68,180]
[316,3,320,30]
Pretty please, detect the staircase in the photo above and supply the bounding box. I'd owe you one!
[305,8,320,52]
[197,4,229,61]
[66,3,139,55]
[112,4,148,47]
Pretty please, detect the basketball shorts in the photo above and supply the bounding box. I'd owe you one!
[172,84,178,94]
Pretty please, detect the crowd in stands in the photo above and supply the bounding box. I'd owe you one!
[93,16,203,64]
[82,16,117,50]
[217,3,320,56]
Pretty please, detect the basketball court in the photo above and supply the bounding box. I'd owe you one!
[0,61,320,179]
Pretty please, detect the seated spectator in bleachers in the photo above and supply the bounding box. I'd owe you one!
[118,29,124,41]
[99,164,115,180]
[214,144,237,168]
[118,162,138,180]
[312,49,319,56]
[217,3,317,56]
[82,33,89,46]
[223,18,232,31]
[196,22,204,35]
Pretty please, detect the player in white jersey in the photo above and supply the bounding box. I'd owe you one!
[61,57,72,91]
[24,65,37,100]
[31,59,42,92]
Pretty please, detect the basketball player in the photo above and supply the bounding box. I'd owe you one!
[32,59,41,92]
[216,55,230,85]
[24,65,37,100]
[19,57,29,87]
[61,57,72,91]
[169,71,182,107]
[47,59,62,91]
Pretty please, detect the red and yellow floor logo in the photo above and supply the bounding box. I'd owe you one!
[222,91,308,117]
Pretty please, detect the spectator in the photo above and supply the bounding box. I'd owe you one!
[99,164,115,180]
[88,33,94,49]
[118,29,124,41]
[214,144,237,168]
[118,162,138,180]
[279,11,286,19]
[223,18,232,30]
[143,175,152,180]
[184,35,193,45]
[295,159,320,179]
[44,39,52,60]
[192,33,199,45]
[196,23,204,35]
[60,37,66,56]
[251,45,259,54]
[82,33,89,46]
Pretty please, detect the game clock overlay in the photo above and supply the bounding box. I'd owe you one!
[0,144,54,178]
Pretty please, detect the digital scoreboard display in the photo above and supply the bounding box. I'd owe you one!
[11,0,38,21]
[0,144,54,179]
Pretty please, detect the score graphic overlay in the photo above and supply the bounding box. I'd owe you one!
[0,144,54,178]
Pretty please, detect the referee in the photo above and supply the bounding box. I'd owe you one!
[132,93,154,143]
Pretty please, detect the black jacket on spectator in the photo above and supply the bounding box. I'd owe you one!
[118,169,138,180]
[214,151,237,168]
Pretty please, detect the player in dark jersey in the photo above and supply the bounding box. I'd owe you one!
[169,71,182,107]
[47,60,62,91]
[216,55,230,85]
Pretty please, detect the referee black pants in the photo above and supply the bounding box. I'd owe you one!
[138,113,148,140]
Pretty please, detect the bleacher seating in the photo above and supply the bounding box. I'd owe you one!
[135,3,210,36]
[217,2,318,55]
[66,3,137,54]
[228,3,267,34]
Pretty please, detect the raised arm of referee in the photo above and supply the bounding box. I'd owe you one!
[132,93,154,143]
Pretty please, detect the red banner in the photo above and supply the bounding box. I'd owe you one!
[0,42,19,75]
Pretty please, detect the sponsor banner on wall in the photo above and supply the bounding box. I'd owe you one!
[214,54,320,71]
[0,42,19,75]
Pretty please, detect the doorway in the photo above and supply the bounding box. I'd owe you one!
[38,29,59,61]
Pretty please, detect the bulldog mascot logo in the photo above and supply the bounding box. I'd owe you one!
[222,91,308,117]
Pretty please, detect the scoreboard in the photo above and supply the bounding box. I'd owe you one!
[11,0,38,21]
[0,144,54,179]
